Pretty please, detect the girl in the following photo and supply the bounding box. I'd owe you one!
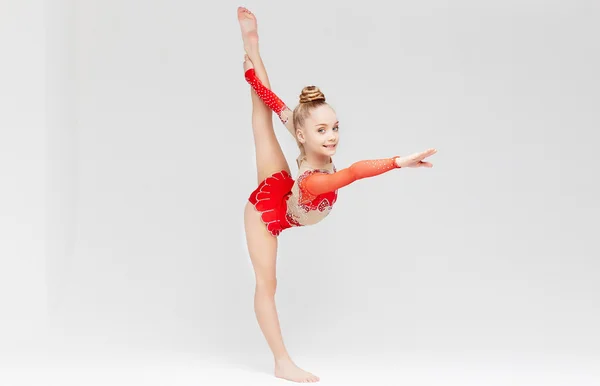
[238,7,436,383]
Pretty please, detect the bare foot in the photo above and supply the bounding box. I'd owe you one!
[237,7,259,57]
[275,358,320,383]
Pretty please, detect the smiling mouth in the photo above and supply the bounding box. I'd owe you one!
[323,144,337,148]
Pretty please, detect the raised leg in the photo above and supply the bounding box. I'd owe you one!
[238,7,290,184]
[239,7,321,382]
[238,8,296,138]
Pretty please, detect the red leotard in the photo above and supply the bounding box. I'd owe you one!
[245,69,400,236]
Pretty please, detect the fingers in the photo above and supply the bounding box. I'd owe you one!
[408,161,433,168]
[418,148,437,158]
[243,54,254,71]
[411,148,437,162]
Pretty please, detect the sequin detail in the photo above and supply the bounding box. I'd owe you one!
[301,157,401,196]
[284,161,339,227]
[297,169,338,208]
[245,68,289,123]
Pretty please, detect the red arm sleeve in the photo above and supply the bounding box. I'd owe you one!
[244,68,289,116]
[302,157,401,196]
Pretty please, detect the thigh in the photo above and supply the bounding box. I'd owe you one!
[244,201,278,282]
[250,88,290,184]
[252,115,291,184]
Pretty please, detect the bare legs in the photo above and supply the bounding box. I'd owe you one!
[238,6,319,383]
[238,7,290,183]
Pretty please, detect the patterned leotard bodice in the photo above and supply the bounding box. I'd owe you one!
[285,158,338,227]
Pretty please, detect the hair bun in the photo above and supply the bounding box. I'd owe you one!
[299,86,325,103]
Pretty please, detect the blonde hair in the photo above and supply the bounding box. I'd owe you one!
[293,86,327,167]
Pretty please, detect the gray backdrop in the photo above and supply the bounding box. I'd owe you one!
[2,0,599,385]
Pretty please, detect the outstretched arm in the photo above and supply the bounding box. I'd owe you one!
[245,67,296,138]
[301,148,437,196]
[301,157,401,196]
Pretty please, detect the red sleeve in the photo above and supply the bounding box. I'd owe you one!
[244,68,288,115]
[302,157,401,196]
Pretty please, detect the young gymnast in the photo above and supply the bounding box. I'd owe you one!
[238,6,436,383]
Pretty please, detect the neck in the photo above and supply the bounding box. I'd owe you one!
[303,153,331,169]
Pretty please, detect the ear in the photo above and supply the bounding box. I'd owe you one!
[296,129,306,144]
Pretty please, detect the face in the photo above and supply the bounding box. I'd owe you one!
[297,104,339,158]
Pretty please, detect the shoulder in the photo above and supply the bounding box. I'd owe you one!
[297,168,334,191]
[298,168,328,181]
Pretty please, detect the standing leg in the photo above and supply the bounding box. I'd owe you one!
[238,8,290,184]
[238,7,320,384]
[244,202,320,383]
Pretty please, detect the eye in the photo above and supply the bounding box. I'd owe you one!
[333,125,339,131]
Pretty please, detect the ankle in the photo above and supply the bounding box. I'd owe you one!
[274,355,292,364]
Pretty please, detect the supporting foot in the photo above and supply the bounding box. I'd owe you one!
[275,358,320,383]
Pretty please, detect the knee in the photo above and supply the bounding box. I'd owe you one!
[256,276,277,296]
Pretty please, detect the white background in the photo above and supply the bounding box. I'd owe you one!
[1,0,599,385]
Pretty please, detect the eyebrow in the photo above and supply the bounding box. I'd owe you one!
[315,121,339,128]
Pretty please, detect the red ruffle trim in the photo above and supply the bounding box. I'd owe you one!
[248,170,295,237]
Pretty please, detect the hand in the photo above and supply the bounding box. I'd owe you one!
[243,54,254,72]
[395,148,437,168]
